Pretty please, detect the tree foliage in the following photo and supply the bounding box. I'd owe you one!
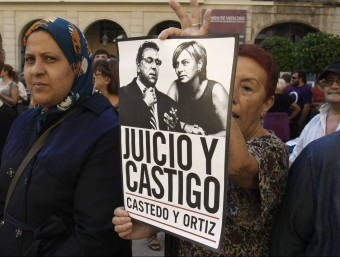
[259,32,340,75]
[295,32,340,74]
[260,36,296,72]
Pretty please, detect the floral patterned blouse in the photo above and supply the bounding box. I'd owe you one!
[172,133,289,257]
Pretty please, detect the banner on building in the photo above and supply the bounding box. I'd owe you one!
[208,9,247,43]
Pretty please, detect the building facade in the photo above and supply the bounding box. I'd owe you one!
[1,0,340,69]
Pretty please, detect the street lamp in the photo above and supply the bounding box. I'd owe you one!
[102,21,108,46]
[102,33,108,46]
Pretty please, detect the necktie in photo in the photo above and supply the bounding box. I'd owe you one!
[149,105,158,130]
[143,87,158,130]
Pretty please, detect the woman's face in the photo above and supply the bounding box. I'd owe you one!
[93,70,110,93]
[0,68,7,78]
[24,30,74,108]
[174,49,201,83]
[232,56,273,139]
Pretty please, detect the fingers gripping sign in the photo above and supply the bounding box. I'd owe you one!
[113,207,159,241]
[158,0,212,39]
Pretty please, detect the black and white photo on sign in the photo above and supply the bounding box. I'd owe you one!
[119,38,233,95]
[118,36,237,251]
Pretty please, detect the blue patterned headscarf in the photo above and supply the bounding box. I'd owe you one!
[23,17,93,120]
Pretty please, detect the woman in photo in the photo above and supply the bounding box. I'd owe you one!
[167,41,228,136]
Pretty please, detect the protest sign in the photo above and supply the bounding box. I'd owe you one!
[118,35,237,251]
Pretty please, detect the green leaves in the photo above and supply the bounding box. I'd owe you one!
[260,32,340,74]
[260,36,296,72]
[295,32,340,74]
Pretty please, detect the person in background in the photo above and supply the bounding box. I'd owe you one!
[289,58,340,165]
[263,78,301,142]
[270,130,340,256]
[281,73,291,85]
[285,70,312,138]
[281,73,292,95]
[18,71,32,109]
[0,35,4,71]
[166,40,228,136]
[93,57,119,109]
[0,102,17,164]
[16,79,30,114]
[113,2,289,256]
[310,76,325,119]
[0,34,17,166]
[0,64,20,110]
[0,17,132,256]
[92,49,110,84]
[93,48,109,63]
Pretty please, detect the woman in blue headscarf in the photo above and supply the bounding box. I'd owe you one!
[0,17,132,256]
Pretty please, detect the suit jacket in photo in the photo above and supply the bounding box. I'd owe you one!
[119,78,177,131]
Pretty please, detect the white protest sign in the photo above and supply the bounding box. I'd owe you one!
[118,36,237,251]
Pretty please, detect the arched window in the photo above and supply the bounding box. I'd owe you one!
[255,22,319,44]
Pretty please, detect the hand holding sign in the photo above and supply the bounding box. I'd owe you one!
[113,207,158,240]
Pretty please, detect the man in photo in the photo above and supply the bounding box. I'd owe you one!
[119,41,177,131]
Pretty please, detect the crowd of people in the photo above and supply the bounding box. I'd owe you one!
[263,70,324,143]
[0,61,31,163]
[263,78,301,142]
[0,0,339,256]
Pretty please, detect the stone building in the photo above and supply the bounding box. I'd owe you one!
[1,0,340,69]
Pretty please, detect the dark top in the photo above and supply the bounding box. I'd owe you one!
[270,130,340,256]
[285,83,312,120]
[0,104,17,165]
[0,93,132,256]
[268,93,293,113]
[177,80,223,135]
[119,78,177,131]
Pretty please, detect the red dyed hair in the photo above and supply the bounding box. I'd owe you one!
[238,44,278,99]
